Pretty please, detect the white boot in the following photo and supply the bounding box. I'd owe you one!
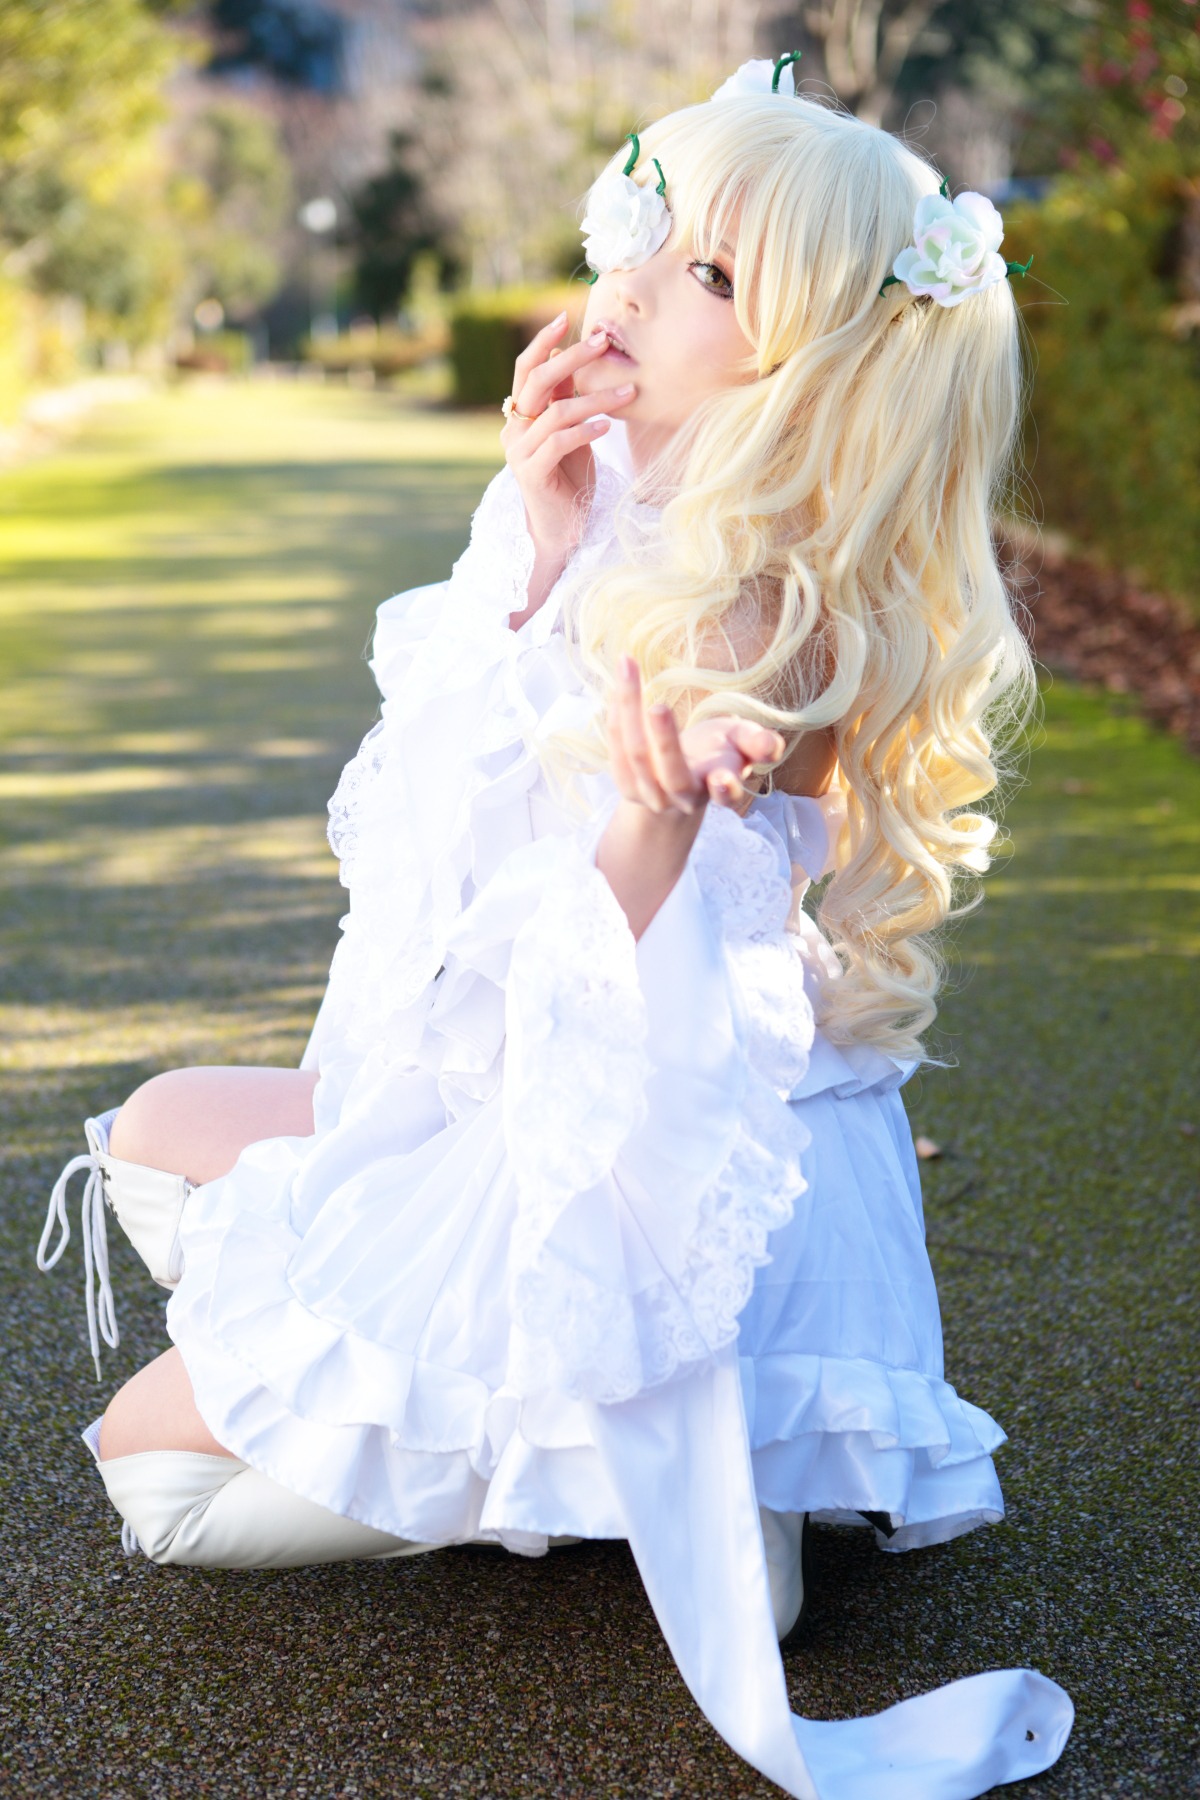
[760,1508,812,1646]
[39,1109,193,1375]
[82,1418,436,1569]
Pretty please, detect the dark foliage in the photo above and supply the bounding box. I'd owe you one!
[208,0,345,92]
[345,133,442,319]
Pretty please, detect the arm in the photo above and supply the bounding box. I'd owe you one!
[596,656,786,939]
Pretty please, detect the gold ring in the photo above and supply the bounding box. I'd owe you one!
[502,394,538,423]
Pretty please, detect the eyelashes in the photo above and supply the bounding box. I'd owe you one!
[689,259,735,300]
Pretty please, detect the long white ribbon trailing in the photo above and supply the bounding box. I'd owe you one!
[38,1116,120,1378]
[586,1345,1073,1800]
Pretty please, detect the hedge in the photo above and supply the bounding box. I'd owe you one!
[1010,174,1200,617]
[448,285,584,407]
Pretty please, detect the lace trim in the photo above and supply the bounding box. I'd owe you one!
[691,805,794,942]
[448,465,537,627]
[326,720,387,884]
[507,1073,810,1405]
[503,814,814,1406]
[692,806,815,1096]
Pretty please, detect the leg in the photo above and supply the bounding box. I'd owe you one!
[99,1067,318,1459]
[100,1346,229,1459]
[110,1065,319,1184]
[89,1380,435,1568]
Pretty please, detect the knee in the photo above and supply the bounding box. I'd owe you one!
[98,1383,138,1462]
[98,1349,231,1461]
[108,1069,204,1172]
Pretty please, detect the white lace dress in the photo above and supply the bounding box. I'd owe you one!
[166,432,1072,1800]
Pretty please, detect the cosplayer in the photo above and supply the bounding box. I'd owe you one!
[40,56,1072,1799]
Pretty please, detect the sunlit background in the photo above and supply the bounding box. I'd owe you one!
[0,0,1195,615]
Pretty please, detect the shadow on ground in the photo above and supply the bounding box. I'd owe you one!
[1,381,1196,1799]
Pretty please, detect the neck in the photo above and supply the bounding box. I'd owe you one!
[623,417,675,477]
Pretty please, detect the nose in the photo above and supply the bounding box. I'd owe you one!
[610,257,654,316]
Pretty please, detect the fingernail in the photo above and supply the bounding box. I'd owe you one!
[615,383,635,398]
[588,328,607,345]
[553,310,568,326]
[650,702,670,717]
[589,418,609,432]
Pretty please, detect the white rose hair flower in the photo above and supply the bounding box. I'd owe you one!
[882,182,1032,308]
[710,52,800,101]
[581,134,671,283]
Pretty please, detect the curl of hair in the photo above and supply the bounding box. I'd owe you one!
[549,94,1035,1061]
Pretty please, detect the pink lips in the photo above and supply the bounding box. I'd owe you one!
[593,320,636,363]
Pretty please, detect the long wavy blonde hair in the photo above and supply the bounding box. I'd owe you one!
[554,94,1033,1060]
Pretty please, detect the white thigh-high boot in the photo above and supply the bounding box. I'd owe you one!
[81,1420,434,1569]
[39,1108,193,1374]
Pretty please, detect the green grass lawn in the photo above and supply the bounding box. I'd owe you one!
[1,378,1196,1799]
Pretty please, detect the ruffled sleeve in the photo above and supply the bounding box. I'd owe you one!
[443,802,817,1408]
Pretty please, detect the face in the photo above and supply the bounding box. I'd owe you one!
[576,227,755,468]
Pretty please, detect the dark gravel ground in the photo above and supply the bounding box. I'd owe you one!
[1,383,1197,1800]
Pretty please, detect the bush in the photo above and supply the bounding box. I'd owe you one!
[174,330,255,375]
[1011,173,1200,615]
[300,324,448,380]
[448,286,583,406]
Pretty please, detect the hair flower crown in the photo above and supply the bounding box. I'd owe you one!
[881,179,1032,307]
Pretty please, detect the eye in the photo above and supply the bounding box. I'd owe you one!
[689,259,734,299]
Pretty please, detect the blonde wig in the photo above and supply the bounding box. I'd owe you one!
[555,94,1033,1060]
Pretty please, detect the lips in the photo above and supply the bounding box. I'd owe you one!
[594,320,636,363]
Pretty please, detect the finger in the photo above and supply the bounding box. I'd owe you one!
[523,417,611,475]
[705,766,745,808]
[512,310,571,389]
[727,720,787,769]
[521,385,636,443]
[617,656,669,812]
[606,683,639,801]
[646,703,702,813]
[517,327,616,412]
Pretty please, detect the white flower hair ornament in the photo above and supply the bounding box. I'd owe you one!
[581,133,671,284]
[881,180,1032,307]
[711,50,802,100]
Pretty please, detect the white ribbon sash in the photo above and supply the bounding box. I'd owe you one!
[586,1346,1073,1800]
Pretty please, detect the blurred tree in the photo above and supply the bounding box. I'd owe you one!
[1070,0,1199,171]
[885,0,1092,180]
[207,0,346,91]
[345,130,443,318]
[409,0,764,288]
[0,0,188,340]
[796,0,1088,134]
[0,0,181,263]
[170,102,293,320]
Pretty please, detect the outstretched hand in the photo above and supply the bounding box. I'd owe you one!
[608,655,785,818]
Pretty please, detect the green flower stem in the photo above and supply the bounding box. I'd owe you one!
[772,51,801,91]
[623,133,639,177]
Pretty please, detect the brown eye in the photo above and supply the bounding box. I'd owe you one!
[690,260,734,299]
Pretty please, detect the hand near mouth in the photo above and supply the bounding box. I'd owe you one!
[501,312,638,626]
